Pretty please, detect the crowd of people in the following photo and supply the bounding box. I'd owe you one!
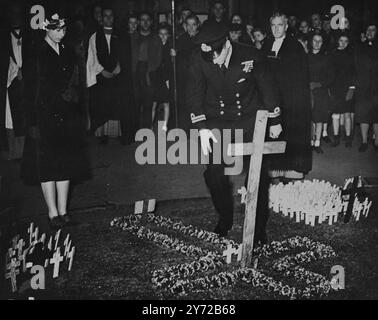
[0,1,378,230]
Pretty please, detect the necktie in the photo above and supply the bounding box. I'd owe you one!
[220,64,227,75]
[11,29,22,46]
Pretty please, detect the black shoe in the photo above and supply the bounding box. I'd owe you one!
[359,143,368,152]
[254,231,268,246]
[345,136,352,148]
[48,216,63,230]
[214,222,230,238]
[60,214,75,226]
[314,146,324,154]
[332,135,340,147]
[322,136,331,144]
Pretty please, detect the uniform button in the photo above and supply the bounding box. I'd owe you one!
[237,112,241,116]
[236,100,241,104]
[220,111,224,115]
[236,93,240,97]
[220,103,225,107]
[238,105,242,109]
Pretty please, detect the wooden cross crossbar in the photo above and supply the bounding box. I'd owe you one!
[227,110,286,267]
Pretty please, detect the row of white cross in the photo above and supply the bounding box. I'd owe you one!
[267,180,372,226]
[5,223,75,293]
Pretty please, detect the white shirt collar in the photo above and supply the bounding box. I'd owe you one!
[272,35,286,55]
[216,42,233,69]
[224,43,233,68]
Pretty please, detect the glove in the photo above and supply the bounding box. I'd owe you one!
[101,70,114,79]
[346,88,354,101]
[269,124,282,139]
[112,62,121,76]
[199,129,218,156]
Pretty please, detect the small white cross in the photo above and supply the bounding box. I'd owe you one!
[54,229,61,251]
[223,245,234,264]
[6,258,20,293]
[28,222,34,245]
[64,240,72,258]
[147,199,156,213]
[50,247,64,278]
[67,246,75,271]
[134,201,144,215]
[237,187,247,204]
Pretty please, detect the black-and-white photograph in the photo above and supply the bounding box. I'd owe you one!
[0,0,377,305]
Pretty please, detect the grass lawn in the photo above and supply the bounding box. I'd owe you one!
[1,189,378,300]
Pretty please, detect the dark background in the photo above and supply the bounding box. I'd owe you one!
[0,0,378,32]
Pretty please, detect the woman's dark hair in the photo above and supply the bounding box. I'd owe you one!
[230,13,243,23]
[308,33,326,53]
[253,26,267,35]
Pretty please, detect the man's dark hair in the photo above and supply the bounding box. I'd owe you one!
[185,14,200,25]
[128,14,138,21]
[139,11,152,20]
[181,7,192,13]
[212,0,225,8]
[102,7,114,15]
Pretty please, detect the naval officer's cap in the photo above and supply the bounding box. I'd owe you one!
[193,23,229,61]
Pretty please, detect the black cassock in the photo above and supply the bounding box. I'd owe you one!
[0,29,35,151]
[263,36,312,176]
[21,40,90,184]
[89,29,131,135]
[353,40,378,124]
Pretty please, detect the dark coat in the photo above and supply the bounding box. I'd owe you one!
[176,33,199,130]
[0,29,9,150]
[89,29,132,131]
[186,42,280,137]
[308,51,334,122]
[21,40,89,184]
[353,40,378,123]
[262,35,312,174]
[330,48,355,114]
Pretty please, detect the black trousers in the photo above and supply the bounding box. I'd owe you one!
[203,140,270,241]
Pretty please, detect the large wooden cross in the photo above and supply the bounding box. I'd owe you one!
[228,110,286,267]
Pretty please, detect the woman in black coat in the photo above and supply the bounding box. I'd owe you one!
[353,24,378,152]
[21,14,89,229]
[329,34,355,147]
[151,24,172,131]
[308,33,334,153]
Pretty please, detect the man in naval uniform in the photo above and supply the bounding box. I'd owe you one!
[186,24,282,242]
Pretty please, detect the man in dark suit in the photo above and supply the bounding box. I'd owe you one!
[186,24,282,242]
[262,13,312,180]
